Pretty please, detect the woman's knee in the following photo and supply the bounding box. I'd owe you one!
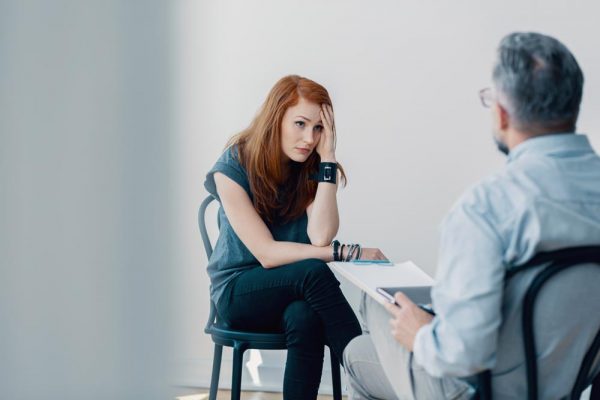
[299,259,338,284]
[281,258,337,280]
[283,301,322,331]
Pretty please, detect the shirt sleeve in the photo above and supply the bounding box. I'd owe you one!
[412,184,507,378]
[204,147,252,200]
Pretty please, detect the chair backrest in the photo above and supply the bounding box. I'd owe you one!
[199,195,217,259]
[198,195,219,333]
[478,246,600,400]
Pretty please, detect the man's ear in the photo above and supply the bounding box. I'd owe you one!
[493,102,510,131]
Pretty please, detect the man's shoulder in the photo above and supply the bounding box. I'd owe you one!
[447,168,523,225]
[457,170,512,207]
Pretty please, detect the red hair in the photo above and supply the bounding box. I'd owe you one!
[227,75,347,224]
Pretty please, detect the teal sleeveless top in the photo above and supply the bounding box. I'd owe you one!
[204,146,311,306]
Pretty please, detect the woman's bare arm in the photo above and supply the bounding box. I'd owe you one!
[214,172,333,268]
[306,104,340,245]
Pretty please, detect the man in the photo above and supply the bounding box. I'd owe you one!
[343,32,600,399]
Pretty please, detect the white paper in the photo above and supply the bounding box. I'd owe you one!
[328,261,435,305]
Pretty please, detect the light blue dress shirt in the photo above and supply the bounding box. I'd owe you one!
[413,134,600,395]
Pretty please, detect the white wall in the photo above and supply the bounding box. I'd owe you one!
[174,0,600,392]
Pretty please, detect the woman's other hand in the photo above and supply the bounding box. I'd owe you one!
[317,104,336,162]
[359,248,388,261]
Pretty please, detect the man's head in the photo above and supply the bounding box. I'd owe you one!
[485,32,584,154]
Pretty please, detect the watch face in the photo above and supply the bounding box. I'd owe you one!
[318,163,336,184]
[324,166,332,181]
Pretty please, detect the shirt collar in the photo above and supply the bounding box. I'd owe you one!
[507,133,593,163]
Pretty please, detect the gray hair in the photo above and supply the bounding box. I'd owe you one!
[493,32,584,131]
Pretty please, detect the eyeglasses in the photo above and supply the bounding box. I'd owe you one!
[479,87,495,108]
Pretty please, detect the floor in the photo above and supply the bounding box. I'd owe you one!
[174,388,344,399]
[172,385,593,399]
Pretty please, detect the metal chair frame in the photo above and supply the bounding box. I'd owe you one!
[476,246,600,400]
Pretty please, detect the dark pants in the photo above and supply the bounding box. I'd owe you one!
[217,259,362,400]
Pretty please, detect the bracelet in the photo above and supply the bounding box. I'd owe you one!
[351,244,361,261]
[347,243,362,261]
[345,244,356,262]
[335,242,362,262]
[331,240,341,261]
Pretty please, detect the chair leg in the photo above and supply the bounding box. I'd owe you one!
[590,372,600,400]
[330,348,342,400]
[231,342,247,400]
[476,370,492,400]
[208,344,223,400]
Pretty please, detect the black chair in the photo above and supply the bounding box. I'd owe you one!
[476,246,600,400]
[199,195,343,400]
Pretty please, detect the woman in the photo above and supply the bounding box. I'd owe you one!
[204,75,386,399]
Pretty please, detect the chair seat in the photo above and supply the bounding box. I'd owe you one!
[206,324,289,350]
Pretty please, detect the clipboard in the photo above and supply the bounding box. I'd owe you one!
[376,286,436,315]
[328,260,435,306]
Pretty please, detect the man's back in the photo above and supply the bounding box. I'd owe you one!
[414,133,600,398]
[489,133,600,397]
[488,133,600,265]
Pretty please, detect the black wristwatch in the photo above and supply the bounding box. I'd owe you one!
[317,162,337,184]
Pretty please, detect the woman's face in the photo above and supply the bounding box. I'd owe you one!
[280,97,324,162]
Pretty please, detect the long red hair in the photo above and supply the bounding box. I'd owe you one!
[227,75,347,225]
